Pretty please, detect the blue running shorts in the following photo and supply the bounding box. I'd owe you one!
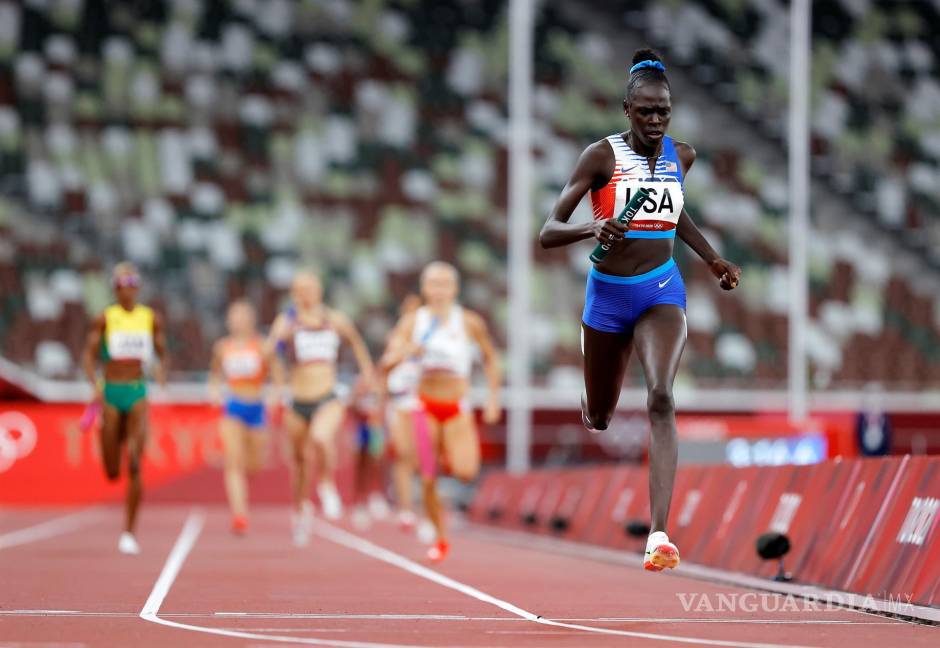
[582,258,686,333]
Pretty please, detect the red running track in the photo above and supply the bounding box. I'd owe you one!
[0,505,937,648]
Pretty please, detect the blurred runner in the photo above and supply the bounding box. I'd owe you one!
[383,294,422,532]
[208,299,281,535]
[82,262,168,555]
[382,262,501,562]
[349,378,390,530]
[268,271,373,546]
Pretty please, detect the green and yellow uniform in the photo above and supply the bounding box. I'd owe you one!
[101,304,154,413]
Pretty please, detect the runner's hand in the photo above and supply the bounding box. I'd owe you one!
[710,258,741,291]
[593,218,629,247]
[154,364,168,387]
[483,396,501,425]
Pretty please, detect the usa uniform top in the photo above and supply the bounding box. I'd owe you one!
[590,134,684,239]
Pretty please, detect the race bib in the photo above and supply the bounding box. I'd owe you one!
[108,331,151,361]
[618,177,684,226]
[294,330,340,363]
[223,350,262,379]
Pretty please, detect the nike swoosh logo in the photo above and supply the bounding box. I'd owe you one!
[658,276,672,289]
[621,165,639,174]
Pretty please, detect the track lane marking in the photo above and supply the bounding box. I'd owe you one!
[139,510,460,648]
[0,610,894,625]
[311,520,821,648]
[0,509,102,551]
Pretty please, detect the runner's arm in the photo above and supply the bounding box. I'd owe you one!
[152,312,168,386]
[82,314,106,400]
[539,140,623,249]
[334,312,374,382]
[673,142,740,290]
[207,341,224,406]
[465,310,502,424]
[379,311,418,371]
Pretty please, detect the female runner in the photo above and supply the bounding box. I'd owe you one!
[383,293,422,531]
[382,262,501,562]
[82,262,168,554]
[208,300,281,535]
[538,49,741,571]
[268,271,373,546]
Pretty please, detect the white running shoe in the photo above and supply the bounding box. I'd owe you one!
[398,510,417,532]
[118,532,140,555]
[291,500,314,547]
[367,493,390,520]
[644,531,680,572]
[318,483,343,520]
[351,505,371,531]
[416,518,436,545]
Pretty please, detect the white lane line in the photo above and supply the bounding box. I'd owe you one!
[0,509,102,551]
[465,524,938,624]
[139,510,455,648]
[139,510,206,617]
[0,610,893,625]
[311,520,822,648]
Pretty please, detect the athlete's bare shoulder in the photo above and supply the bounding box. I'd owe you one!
[577,138,617,190]
[461,308,489,334]
[326,308,353,330]
[672,140,696,173]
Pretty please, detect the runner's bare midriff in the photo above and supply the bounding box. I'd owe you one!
[291,363,337,401]
[418,372,468,403]
[103,359,144,383]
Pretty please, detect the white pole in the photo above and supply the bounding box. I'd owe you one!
[506,0,535,473]
[788,0,811,423]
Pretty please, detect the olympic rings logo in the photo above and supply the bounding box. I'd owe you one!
[0,411,37,474]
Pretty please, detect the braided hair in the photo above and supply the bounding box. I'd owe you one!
[626,48,669,101]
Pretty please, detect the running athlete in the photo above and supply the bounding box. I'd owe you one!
[382,262,501,562]
[348,377,390,530]
[208,300,281,535]
[82,262,168,554]
[538,50,741,572]
[268,271,374,546]
[383,294,422,532]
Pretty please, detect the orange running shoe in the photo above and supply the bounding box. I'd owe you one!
[644,531,679,571]
[232,515,248,535]
[427,539,449,563]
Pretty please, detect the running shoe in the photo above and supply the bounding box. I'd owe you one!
[118,532,140,555]
[644,531,680,571]
[427,539,449,563]
[292,499,314,547]
[351,505,371,530]
[398,510,416,532]
[318,483,344,520]
[416,518,436,545]
[367,493,390,520]
[232,515,248,535]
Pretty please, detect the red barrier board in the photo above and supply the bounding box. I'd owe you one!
[847,457,940,604]
[469,456,940,608]
[468,471,514,525]
[542,466,610,539]
[578,465,645,549]
[701,465,796,571]
[0,403,221,504]
[671,464,746,564]
[788,457,908,591]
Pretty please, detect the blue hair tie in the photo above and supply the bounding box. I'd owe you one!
[630,60,666,74]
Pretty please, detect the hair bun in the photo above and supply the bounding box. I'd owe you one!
[632,48,662,65]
